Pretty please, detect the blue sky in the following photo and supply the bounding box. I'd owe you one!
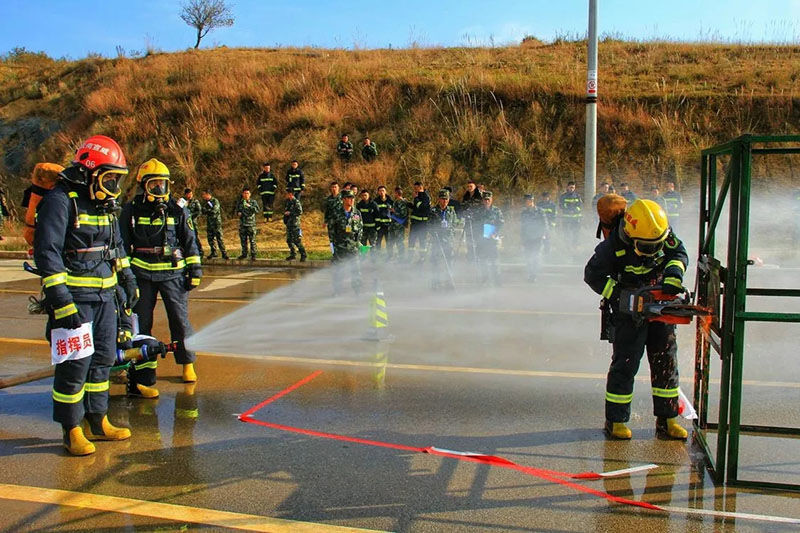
[2,0,800,58]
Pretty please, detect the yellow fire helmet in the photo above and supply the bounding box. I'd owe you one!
[622,198,670,256]
[136,158,172,202]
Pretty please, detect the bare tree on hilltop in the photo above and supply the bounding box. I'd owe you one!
[179,0,235,49]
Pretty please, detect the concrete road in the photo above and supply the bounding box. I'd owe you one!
[0,258,798,532]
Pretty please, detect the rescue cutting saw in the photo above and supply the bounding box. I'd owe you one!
[618,285,711,326]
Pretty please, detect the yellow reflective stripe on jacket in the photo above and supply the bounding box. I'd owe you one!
[43,272,68,288]
[652,387,679,398]
[136,217,176,226]
[53,303,78,320]
[68,191,78,199]
[135,360,158,370]
[615,249,626,257]
[190,277,201,286]
[184,255,201,265]
[84,380,110,393]
[66,273,118,289]
[77,213,111,226]
[601,279,617,299]
[663,277,683,289]
[118,256,131,268]
[605,391,633,404]
[131,257,186,271]
[624,265,654,275]
[665,259,686,273]
[53,388,84,404]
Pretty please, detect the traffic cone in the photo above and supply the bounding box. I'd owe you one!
[364,289,389,341]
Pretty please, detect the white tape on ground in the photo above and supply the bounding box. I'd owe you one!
[658,505,800,525]
[599,464,659,477]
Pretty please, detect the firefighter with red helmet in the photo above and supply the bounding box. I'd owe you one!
[584,199,689,441]
[119,159,201,387]
[33,135,138,456]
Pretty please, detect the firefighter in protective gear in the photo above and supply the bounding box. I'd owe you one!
[34,135,136,456]
[520,194,549,282]
[559,181,583,251]
[286,160,305,199]
[662,180,683,231]
[256,162,277,221]
[584,199,689,441]
[408,182,431,262]
[120,158,202,386]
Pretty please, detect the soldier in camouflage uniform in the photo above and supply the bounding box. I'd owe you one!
[429,189,460,289]
[283,189,306,261]
[337,134,354,162]
[361,137,378,162]
[330,189,363,294]
[183,188,204,257]
[201,190,228,259]
[235,187,260,260]
[475,190,504,286]
[388,186,409,260]
[323,181,342,255]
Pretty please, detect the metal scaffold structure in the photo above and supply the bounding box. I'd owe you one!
[694,133,800,492]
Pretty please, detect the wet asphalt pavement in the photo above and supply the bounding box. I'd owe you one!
[0,258,798,532]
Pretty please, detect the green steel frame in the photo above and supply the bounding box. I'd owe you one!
[694,133,800,492]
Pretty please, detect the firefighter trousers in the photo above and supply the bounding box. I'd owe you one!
[605,313,680,422]
[49,298,116,428]
[260,192,275,218]
[134,277,196,364]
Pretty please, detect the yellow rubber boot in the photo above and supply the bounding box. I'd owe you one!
[82,415,131,441]
[63,426,96,456]
[657,417,688,440]
[128,383,159,399]
[604,420,632,440]
[182,363,197,383]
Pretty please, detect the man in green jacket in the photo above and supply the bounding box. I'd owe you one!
[283,189,307,261]
[235,187,260,260]
[201,190,228,260]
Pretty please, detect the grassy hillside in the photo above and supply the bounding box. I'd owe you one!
[1,40,800,215]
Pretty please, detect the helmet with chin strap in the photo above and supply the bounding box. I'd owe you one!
[61,135,128,202]
[136,158,172,203]
[621,199,670,256]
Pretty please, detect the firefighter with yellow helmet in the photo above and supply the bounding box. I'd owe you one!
[119,159,201,390]
[584,199,689,441]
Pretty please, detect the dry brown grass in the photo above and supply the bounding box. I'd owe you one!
[2,41,800,215]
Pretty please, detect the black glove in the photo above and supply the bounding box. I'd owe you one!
[120,277,140,309]
[185,267,202,291]
[662,279,685,296]
[52,305,82,330]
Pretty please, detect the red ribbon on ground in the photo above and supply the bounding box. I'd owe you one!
[239,370,661,511]
[238,370,800,524]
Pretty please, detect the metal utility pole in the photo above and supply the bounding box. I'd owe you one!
[584,0,598,201]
